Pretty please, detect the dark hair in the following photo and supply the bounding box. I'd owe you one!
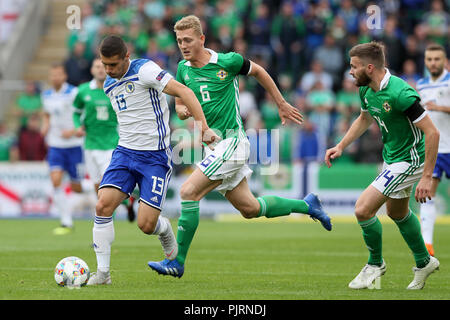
[425,43,446,54]
[99,35,127,58]
[349,41,386,69]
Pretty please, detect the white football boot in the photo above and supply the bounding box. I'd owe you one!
[349,260,386,289]
[158,217,178,261]
[407,256,439,290]
[87,270,111,286]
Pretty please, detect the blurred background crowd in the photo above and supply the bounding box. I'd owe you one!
[1,0,449,169]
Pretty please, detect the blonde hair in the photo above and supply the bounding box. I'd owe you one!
[174,15,203,36]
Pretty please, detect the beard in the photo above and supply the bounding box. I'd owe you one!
[354,70,371,87]
[430,66,444,78]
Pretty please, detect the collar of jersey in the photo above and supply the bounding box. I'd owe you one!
[184,48,218,67]
[378,68,391,91]
[89,79,99,90]
[429,69,448,84]
[50,82,69,94]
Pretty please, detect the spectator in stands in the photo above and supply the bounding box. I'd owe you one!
[331,118,357,163]
[271,1,305,77]
[238,78,258,130]
[422,0,449,46]
[313,33,344,88]
[294,119,320,163]
[337,0,359,35]
[305,80,335,146]
[64,41,92,86]
[355,123,384,163]
[379,15,405,73]
[143,41,168,69]
[0,121,17,162]
[17,112,46,161]
[335,74,360,123]
[299,60,333,94]
[400,59,421,88]
[14,81,41,130]
[404,35,425,74]
[247,2,272,63]
[260,92,281,130]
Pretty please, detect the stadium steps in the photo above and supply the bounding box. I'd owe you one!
[4,0,86,132]
[24,0,87,82]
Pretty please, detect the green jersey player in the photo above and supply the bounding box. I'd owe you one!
[148,15,332,278]
[73,58,119,191]
[325,41,440,290]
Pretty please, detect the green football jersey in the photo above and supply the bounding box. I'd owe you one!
[176,49,246,139]
[359,71,424,166]
[73,80,119,150]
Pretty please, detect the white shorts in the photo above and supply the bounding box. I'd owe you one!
[85,149,114,183]
[197,137,253,195]
[371,161,424,199]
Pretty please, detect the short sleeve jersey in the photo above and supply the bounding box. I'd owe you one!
[359,70,424,166]
[103,59,173,150]
[176,49,246,139]
[42,82,83,148]
[73,79,119,150]
[416,69,450,153]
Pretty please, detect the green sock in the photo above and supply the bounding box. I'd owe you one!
[393,210,430,268]
[256,196,309,218]
[358,216,383,266]
[175,200,200,265]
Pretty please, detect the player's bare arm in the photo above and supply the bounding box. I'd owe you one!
[413,115,440,203]
[425,101,450,113]
[175,97,192,120]
[325,111,373,168]
[40,112,50,137]
[163,78,219,147]
[248,61,303,125]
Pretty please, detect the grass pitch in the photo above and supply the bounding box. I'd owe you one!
[0,216,449,300]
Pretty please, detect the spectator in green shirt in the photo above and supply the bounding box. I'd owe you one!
[14,81,42,129]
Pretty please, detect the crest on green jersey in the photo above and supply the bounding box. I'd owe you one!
[383,101,391,112]
[125,81,135,93]
[216,69,228,80]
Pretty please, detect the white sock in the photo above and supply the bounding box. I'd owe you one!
[93,215,114,273]
[152,216,170,236]
[420,199,436,244]
[54,186,72,227]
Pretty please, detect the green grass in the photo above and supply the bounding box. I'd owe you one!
[0,218,449,300]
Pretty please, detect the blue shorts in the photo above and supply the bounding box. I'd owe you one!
[47,146,84,181]
[433,153,450,180]
[99,146,173,210]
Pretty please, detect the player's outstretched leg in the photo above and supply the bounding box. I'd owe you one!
[226,178,332,230]
[148,258,185,278]
[302,193,332,231]
[255,193,332,231]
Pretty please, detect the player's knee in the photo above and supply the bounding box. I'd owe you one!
[180,182,199,201]
[137,219,156,235]
[239,204,259,219]
[95,198,113,217]
[354,203,374,221]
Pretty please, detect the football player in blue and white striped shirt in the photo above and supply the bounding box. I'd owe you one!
[87,35,218,285]
[417,43,450,257]
[41,63,84,235]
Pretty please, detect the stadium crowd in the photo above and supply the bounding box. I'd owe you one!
[2,0,449,167]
